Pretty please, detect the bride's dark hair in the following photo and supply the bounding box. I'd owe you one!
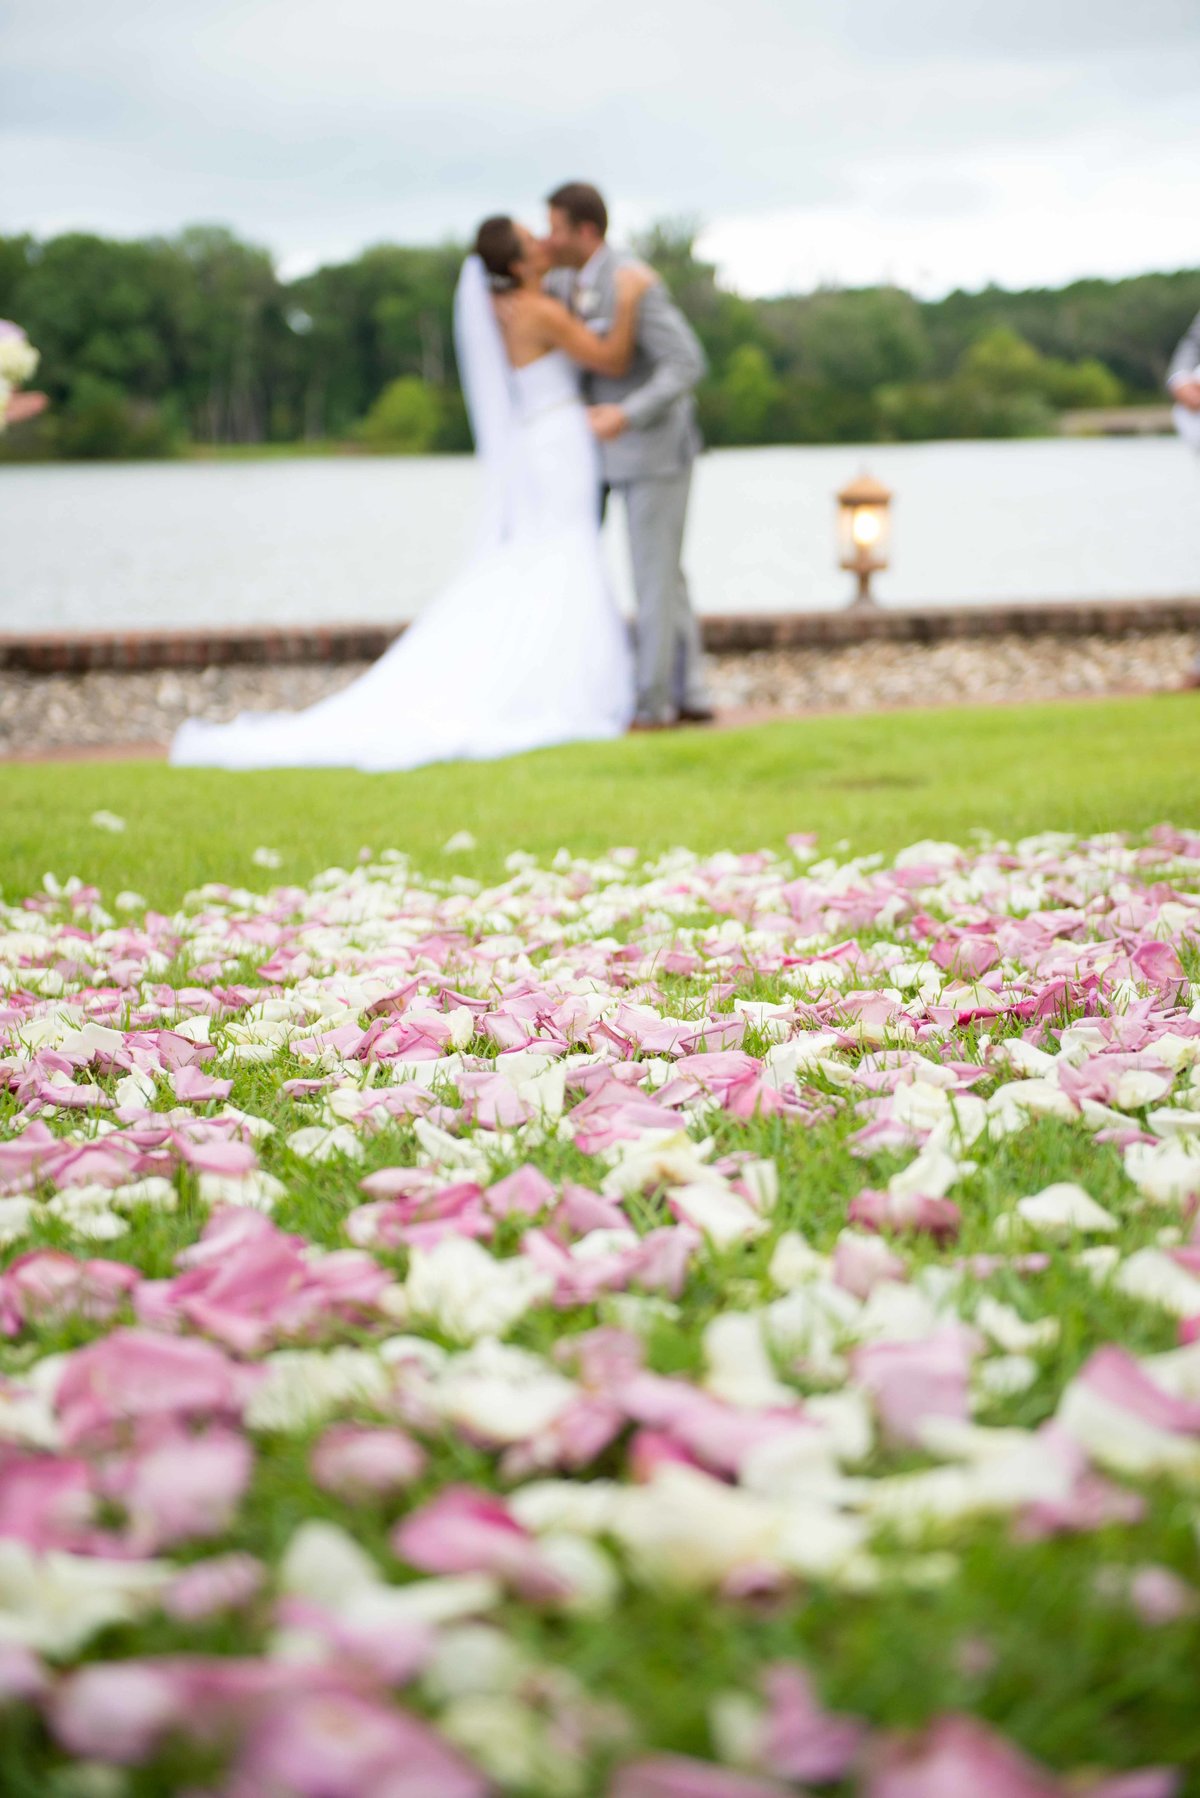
[474,216,523,291]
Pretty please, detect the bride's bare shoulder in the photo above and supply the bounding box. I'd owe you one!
[521,291,565,318]
[493,290,564,366]
[494,289,559,326]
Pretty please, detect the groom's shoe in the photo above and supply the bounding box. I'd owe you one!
[678,704,716,725]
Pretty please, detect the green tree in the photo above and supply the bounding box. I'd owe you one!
[0,222,1195,457]
[958,325,1046,393]
[51,374,179,459]
[1038,356,1123,409]
[355,376,441,452]
[289,243,462,441]
[923,270,1200,395]
[171,226,285,442]
[0,234,35,319]
[5,233,179,401]
[876,324,1124,441]
[715,345,782,443]
[765,286,932,394]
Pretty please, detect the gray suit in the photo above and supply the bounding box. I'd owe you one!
[1168,308,1200,387]
[550,246,710,722]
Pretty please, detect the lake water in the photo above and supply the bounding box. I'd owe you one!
[1,437,1196,634]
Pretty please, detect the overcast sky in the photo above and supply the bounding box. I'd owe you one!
[3,0,1199,298]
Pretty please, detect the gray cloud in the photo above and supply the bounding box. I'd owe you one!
[3,0,1198,291]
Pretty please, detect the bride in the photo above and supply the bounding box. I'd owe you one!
[169,219,651,772]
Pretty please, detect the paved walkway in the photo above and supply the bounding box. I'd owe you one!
[9,739,171,765]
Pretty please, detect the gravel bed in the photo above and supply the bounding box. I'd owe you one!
[2,630,1197,756]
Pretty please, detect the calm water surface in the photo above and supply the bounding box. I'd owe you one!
[1,438,1196,633]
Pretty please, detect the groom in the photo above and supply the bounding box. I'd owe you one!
[544,181,714,729]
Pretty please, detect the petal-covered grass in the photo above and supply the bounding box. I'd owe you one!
[4,694,1200,909]
[0,791,1199,1794]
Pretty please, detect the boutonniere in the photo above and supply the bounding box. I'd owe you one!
[575,285,601,317]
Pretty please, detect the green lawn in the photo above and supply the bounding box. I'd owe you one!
[2,693,1200,1790]
[3,695,1198,909]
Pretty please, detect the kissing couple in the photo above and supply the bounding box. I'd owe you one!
[171,181,714,772]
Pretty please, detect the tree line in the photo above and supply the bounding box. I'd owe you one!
[1,222,1198,460]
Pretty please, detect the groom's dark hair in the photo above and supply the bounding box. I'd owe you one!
[546,182,608,237]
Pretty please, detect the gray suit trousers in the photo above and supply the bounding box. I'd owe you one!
[616,468,708,723]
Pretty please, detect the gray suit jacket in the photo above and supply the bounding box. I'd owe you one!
[1168,308,1200,388]
[548,245,706,483]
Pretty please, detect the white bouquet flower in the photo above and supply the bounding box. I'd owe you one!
[0,321,39,386]
[0,321,40,434]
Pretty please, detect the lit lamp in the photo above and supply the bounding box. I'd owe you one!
[835,472,893,607]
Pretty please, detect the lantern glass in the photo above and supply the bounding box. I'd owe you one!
[835,477,893,573]
[851,505,884,550]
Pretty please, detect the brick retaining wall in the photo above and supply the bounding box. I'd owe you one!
[2,598,1198,675]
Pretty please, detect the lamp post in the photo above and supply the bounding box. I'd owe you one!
[835,472,893,608]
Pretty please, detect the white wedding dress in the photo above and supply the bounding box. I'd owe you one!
[170,259,634,772]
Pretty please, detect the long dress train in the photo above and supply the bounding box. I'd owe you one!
[170,293,634,771]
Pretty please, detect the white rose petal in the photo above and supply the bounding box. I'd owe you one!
[196,1170,285,1211]
[1125,1139,1200,1207]
[975,1354,1038,1397]
[768,1231,830,1290]
[510,1480,621,1538]
[975,1297,1059,1354]
[422,1624,530,1703]
[0,1198,36,1245]
[668,1180,767,1248]
[1015,1183,1118,1237]
[703,1312,795,1409]
[439,1694,578,1794]
[247,1347,393,1433]
[1113,1069,1174,1109]
[610,1463,868,1589]
[434,1340,576,1444]
[0,1542,169,1657]
[279,1521,381,1607]
[600,1131,716,1198]
[887,1144,964,1202]
[537,1534,618,1613]
[285,1123,363,1162]
[1148,1109,1200,1138]
[1114,1249,1200,1318]
[1056,1378,1200,1481]
[406,1239,552,1342]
